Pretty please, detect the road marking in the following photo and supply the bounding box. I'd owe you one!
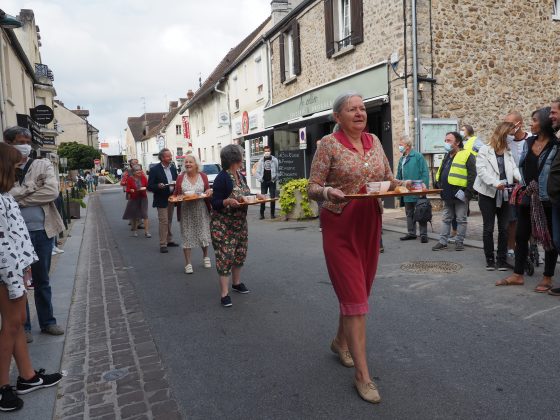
[524,304,560,320]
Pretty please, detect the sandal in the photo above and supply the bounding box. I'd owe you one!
[534,284,552,293]
[495,275,524,286]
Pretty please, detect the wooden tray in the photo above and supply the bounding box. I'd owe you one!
[345,189,442,199]
[168,194,208,203]
[239,198,278,206]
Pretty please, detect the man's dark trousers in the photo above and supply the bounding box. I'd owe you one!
[260,180,276,217]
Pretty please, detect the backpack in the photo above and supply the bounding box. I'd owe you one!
[413,197,432,226]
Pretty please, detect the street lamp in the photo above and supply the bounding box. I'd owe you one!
[0,10,22,28]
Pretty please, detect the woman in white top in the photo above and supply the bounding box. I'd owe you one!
[474,121,521,271]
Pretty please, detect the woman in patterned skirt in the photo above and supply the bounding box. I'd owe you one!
[0,143,62,412]
[211,145,263,307]
[308,92,409,404]
[173,155,213,274]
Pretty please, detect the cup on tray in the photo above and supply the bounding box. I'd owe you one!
[410,180,424,191]
[243,195,257,203]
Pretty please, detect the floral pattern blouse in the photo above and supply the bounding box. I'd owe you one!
[308,131,400,214]
[0,193,38,299]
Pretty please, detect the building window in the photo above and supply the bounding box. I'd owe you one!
[279,20,301,83]
[324,0,363,58]
[198,148,201,162]
[243,64,248,91]
[255,55,264,96]
[554,0,560,19]
[177,147,183,156]
[203,148,207,162]
[176,124,182,135]
[235,99,240,110]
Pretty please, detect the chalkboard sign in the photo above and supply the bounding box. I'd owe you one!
[277,149,305,184]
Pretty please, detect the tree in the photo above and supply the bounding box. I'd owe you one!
[58,142,101,170]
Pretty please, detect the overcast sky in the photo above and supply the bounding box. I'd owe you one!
[3,0,271,144]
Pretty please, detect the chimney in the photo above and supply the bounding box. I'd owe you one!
[169,101,178,111]
[187,89,194,100]
[77,105,81,110]
[270,0,290,25]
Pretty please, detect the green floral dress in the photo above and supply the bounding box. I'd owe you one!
[210,171,251,275]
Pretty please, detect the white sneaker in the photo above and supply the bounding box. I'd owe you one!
[53,246,64,254]
[184,264,193,274]
[203,257,211,269]
[448,235,456,243]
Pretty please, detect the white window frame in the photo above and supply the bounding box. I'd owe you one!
[554,0,560,20]
[334,0,351,51]
[285,30,295,78]
[175,124,182,135]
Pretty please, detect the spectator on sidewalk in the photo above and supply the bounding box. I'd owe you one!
[148,149,178,253]
[504,111,531,259]
[116,167,123,180]
[308,92,410,405]
[396,135,430,243]
[497,107,558,292]
[85,171,94,193]
[0,143,63,412]
[173,155,213,274]
[474,122,521,271]
[432,131,476,251]
[547,99,560,294]
[211,145,257,308]
[122,165,151,238]
[461,124,484,156]
[255,145,279,219]
[5,127,65,342]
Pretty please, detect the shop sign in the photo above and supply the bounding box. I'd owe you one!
[30,104,54,124]
[277,150,305,184]
[264,64,388,127]
[249,114,258,130]
[94,159,101,164]
[235,121,242,135]
[100,142,109,148]
[242,111,249,135]
[182,116,190,139]
[16,114,45,147]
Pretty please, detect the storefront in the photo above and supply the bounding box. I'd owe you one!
[263,63,393,188]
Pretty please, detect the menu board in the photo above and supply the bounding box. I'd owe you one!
[277,150,305,184]
[420,119,458,154]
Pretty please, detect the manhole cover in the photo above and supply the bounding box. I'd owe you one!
[102,368,129,382]
[400,261,462,273]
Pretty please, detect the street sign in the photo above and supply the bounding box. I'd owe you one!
[299,127,307,150]
[30,105,54,124]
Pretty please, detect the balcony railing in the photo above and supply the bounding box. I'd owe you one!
[35,63,54,81]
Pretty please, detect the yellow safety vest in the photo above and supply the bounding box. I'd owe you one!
[435,149,470,188]
[464,136,478,156]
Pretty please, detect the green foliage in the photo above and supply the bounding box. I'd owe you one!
[70,198,87,208]
[105,174,117,184]
[279,178,315,219]
[58,142,101,170]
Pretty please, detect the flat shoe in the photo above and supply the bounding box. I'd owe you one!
[184,264,193,274]
[354,379,381,404]
[330,340,354,368]
[534,284,552,293]
[548,287,560,296]
[495,276,523,286]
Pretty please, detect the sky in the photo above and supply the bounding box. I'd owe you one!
[3,0,271,144]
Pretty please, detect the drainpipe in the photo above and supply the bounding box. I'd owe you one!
[0,30,7,133]
[411,0,420,150]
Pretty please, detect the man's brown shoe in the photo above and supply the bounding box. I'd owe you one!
[355,379,381,404]
[330,340,354,367]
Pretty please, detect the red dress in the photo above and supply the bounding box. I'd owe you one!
[308,131,397,315]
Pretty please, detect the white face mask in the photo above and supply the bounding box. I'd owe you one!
[14,144,32,158]
[459,130,465,137]
[264,152,271,157]
[444,143,453,152]
[398,145,405,154]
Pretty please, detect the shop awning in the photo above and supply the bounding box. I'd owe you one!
[237,127,274,141]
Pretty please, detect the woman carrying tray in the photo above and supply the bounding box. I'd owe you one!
[122,165,151,238]
[173,155,213,274]
[308,92,408,404]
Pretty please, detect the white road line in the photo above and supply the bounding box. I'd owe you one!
[524,304,560,320]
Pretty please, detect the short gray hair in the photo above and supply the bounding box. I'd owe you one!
[131,164,142,172]
[220,144,243,170]
[399,135,413,147]
[332,91,363,113]
[3,126,32,143]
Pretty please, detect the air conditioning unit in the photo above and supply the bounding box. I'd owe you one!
[218,112,230,125]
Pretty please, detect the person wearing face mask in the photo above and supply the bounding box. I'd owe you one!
[255,145,279,219]
[395,135,430,243]
[432,132,476,251]
[460,124,484,157]
[4,126,65,343]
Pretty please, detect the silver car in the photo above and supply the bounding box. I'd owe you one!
[201,163,221,187]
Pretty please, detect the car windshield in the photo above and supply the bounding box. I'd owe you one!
[202,164,220,175]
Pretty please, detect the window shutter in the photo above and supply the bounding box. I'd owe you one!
[292,21,301,76]
[350,0,363,45]
[279,33,286,83]
[324,0,335,58]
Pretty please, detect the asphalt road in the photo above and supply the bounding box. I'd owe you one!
[99,185,560,420]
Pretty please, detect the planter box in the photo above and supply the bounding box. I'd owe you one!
[68,201,81,219]
[285,190,319,220]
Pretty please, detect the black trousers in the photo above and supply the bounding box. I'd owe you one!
[478,194,509,262]
[260,180,276,216]
[514,204,558,276]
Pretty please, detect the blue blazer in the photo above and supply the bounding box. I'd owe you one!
[147,163,178,208]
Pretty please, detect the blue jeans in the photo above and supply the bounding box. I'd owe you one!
[25,230,57,331]
[552,205,560,252]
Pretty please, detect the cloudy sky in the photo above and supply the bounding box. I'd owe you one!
[3,0,271,144]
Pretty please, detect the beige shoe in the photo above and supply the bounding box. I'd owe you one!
[330,340,354,367]
[355,379,381,404]
[203,257,211,268]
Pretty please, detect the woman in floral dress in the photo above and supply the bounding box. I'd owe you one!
[308,92,409,405]
[173,155,213,274]
[211,145,261,307]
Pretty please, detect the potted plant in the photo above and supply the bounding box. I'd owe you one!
[279,178,318,220]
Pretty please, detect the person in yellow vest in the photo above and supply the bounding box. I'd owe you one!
[432,132,476,251]
[461,124,484,156]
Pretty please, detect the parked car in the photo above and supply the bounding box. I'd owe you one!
[201,163,222,187]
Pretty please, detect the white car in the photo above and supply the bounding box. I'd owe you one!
[201,163,221,187]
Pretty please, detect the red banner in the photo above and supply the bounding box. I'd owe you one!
[182,116,190,139]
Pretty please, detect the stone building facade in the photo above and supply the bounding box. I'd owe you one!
[54,101,99,149]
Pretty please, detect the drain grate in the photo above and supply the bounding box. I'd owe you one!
[102,368,129,382]
[400,261,462,273]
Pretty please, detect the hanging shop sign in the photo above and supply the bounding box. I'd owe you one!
[30,105,54,124]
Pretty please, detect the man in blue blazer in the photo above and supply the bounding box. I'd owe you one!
[147,148,178,253]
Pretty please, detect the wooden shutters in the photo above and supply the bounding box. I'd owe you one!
[279,20,301,81]
[292,20,301,76]
[350,0,363,46]
[279,33,286,83]
[324,0,335,58]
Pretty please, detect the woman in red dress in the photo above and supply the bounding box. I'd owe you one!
[308,92,407,404]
